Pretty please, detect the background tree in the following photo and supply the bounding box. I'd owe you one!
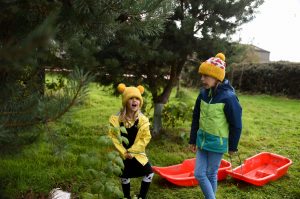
[96,0,264,134]
[0,0,174,145]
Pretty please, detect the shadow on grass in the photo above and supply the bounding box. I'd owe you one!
[152,176,198,190]
[0,134,40,155]
[153,174,257,190]
[153,177,181,189]
[220,178,253,189]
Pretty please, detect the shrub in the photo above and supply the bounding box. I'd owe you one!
[162,101,192,128]
[229,62,300,98]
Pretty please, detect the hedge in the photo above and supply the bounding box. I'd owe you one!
[228,62,300,98]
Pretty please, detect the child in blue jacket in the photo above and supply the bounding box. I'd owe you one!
[189,53,242,199]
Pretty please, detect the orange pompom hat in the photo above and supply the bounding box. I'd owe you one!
[198,53,226,81]
[117,83,144,107]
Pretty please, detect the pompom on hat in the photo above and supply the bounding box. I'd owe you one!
[198,53,226,81]
[117,83,144,107]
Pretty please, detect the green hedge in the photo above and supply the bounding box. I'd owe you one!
[228,62,300,98]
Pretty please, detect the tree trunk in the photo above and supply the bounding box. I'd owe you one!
[37,66,45,96]
[175,74,181,98]
[239,65,244,90]
[152,103,164,136]
[151,60,187,136]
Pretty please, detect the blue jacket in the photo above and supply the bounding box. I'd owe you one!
[189,79,242,153]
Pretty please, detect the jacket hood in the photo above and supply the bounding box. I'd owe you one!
[109,113,150,130]
[217,79,235,93]
[203,79,235,97]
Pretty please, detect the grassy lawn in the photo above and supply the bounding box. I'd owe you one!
[147,93,300,199]
[0,84,299,198]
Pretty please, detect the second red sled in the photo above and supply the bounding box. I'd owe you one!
[226,152,292,186]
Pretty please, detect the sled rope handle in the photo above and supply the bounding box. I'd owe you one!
[229,152,243,175]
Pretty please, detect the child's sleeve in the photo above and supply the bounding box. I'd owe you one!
[189,93,201,145]
[127,117,151,154]
[224,94,242,152]
[108,117,127,159]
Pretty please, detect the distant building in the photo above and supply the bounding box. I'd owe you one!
[186,44,271,64]
[250,45,270,63]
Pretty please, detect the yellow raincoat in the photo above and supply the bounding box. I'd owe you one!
[108,113,151,166]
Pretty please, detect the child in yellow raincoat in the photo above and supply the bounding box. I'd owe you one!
[108,83,153,199]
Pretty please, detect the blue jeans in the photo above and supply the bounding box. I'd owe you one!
[194,149,223,199]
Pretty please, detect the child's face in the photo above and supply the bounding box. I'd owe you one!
[201,74,219,89]
[126,97,141,112]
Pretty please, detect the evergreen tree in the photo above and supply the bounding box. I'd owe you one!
[0,0,174,145]
[96,0,264,134]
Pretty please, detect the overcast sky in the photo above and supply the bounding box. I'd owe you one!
[232,0,300,62]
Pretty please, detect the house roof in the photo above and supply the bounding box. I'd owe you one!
[250,44,270,53]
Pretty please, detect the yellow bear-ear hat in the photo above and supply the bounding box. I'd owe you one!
[117,83,126,94]
[117,83,144,107]
[198,52,226,81]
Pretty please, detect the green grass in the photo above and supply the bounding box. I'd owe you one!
[0,84,299,198]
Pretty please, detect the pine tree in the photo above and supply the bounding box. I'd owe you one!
[0,0,173,145]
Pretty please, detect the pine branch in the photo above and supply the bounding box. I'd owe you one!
[0,68,93,131]
[46,72,86,123]
[3,121,40,128]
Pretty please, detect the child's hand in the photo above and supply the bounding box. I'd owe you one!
[189,144,196,153]
[125,152,133,159]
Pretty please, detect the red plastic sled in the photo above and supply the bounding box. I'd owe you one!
[152,158,231,186]
[226,152,292,186]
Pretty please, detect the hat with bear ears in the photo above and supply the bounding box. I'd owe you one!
[198,53,226,81]
[117,83,144,107]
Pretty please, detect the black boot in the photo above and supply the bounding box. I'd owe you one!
[138,181,151,199]
[121,183,131,199]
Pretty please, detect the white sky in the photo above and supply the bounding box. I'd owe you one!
[233,0,300,62]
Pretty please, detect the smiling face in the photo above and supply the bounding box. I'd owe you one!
[201,74,219,89]
[126,97,141,112]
